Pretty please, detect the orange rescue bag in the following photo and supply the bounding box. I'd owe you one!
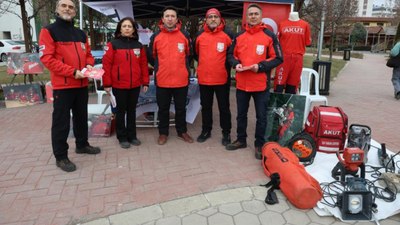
[262,142,322,209]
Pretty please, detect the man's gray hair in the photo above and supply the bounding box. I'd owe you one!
[56,0,76,10]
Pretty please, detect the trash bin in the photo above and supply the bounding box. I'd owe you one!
[343,49,351,61]
[312,60,332,95]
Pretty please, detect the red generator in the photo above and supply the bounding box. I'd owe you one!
[304,106,348,153]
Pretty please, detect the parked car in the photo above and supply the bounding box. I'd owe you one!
[0,39,26,62]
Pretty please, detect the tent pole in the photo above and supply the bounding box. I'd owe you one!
[79,0,83,29]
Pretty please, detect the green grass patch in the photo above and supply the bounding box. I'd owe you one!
[303,55,347,81]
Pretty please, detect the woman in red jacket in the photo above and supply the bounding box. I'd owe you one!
[103,17,150,149]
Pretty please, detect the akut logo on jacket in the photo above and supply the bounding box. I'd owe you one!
[282,26,305,34]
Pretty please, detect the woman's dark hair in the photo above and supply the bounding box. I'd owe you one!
[114,17,139,40]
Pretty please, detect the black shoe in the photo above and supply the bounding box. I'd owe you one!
[129,139,141,146]
[222,134,231,146]
[255,146,262,160]
[119,141,131,149]
[197,131,211,143]
[76,145,101,154]
[56,158,76,172]
[225,140,247,151]
[396,91,400,100]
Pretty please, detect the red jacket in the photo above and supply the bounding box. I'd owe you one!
[228,23,283,92]
[102,37,149,89]
[194,20,232,85]
[148,20,191,88]
[39,17,94,90]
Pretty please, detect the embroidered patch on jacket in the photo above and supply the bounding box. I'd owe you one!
[177,43,185,53]
[217,42,224,52]
[256,45,264,55]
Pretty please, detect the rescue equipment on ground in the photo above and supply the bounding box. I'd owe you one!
[331,147,365,182]
[261,142,322,209]
[346,124,371,163]
[304,106,348,153]
[286,131,317,165]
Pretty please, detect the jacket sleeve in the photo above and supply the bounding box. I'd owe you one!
[102,42,114,88]
[39,28,75,77]
[147,33,156,66]
[192,31,202,62]
[258,30,283,73]
[140,47,150,86]
[390,42,400,57]
[85,36,95,66]
[227,34,240,68]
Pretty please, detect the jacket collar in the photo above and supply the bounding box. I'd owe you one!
[245,23,268,34]
[55,16,75,27]
[203,18,225,33]
[158,20,182,33]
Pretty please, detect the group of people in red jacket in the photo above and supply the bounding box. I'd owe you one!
[40,0,287,172]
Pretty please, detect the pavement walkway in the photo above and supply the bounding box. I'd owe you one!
[0,53,399,225]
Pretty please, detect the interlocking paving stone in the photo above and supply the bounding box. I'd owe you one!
[219,202,243,216]
[182,214,207,225]
[234,211,261,225]
[154,216,181,225]
[160,195,209,217]
[205,187,253,206]
[241,200,267,215]
[283,209,311,225]
[307,209,336,224]
[208,213,234,225]
[196,207,218,217]
[259,211,286,225]
[108,205,162,225]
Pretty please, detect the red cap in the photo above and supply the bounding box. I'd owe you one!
[206,8,221,18]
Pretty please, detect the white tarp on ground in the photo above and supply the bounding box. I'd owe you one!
[307,139,400,222]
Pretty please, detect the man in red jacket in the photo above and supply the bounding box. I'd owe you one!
[227,3,283,159]
[39,0,100,172]
[148,6,194,145]
[193,8,232,146]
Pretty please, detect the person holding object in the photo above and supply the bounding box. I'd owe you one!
[226,3,283,159]
[39,0,100,172]
[389,39,400,100]
[274,11,311,94]
[102,17,150,149]
[148,6,194,145]
[193,8,232,146]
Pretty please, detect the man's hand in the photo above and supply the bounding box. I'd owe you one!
[235,64,244,72]
[86,65,93,71]
[74,70,85,79]
[104,87,111,95]
[142,85,149,93]
[249,64,259,73]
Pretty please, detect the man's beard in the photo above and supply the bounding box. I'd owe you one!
[60,14,73,21]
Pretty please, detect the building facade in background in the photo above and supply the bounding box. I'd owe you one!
[0,3,37,41]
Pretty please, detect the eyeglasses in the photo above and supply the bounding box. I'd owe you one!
[207,15,220,19]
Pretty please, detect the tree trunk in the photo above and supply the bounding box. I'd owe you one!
[329,23,334,61]
[20,0,32,53]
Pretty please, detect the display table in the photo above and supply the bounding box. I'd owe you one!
[91,78,201,127]
[136,78,200,127]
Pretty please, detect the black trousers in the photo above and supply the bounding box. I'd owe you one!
[112,87,140,142]
[199,83,231,135]
[52,87,89,160]
[156,86,188,135]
